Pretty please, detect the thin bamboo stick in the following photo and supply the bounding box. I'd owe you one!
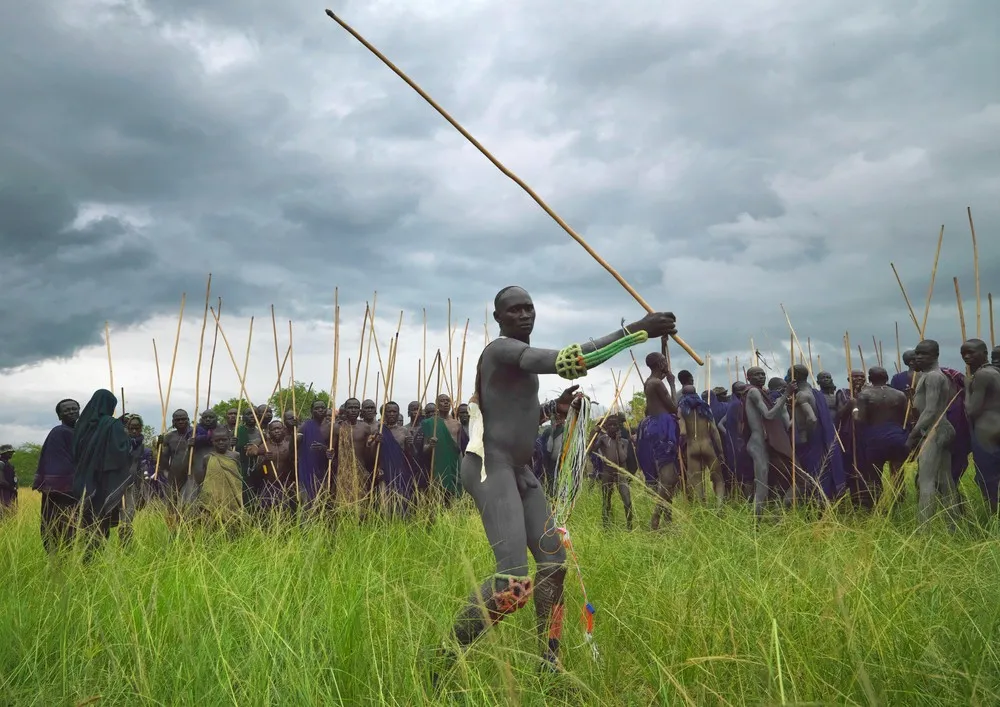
[457,318,470,404]
[210,309,269,454]
[353,304,369,399]
[955,277,967,342]
[362,292,378,401]
[234,318,254,458]
[327,289,340,492]
[989,293,996,349]
[895,322,902,372]
[188,274,212,481]
[206,297,222,407]
[890,262,921,335]
[104,321,114,403]
[271,304,284,412]
[969,207,981,338]
[154,293,187,480]
[921,225,944,338]
[289,319,300,504]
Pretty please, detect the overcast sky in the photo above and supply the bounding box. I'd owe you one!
[1,0,997,444]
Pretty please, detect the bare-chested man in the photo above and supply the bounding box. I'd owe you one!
[423,393,468,503]
[677,385,724,508]
[907,340,961,529]
[371,401,419,517]
[637,352,680,529]
[744,366,792,522]
[855,367,909,509]
[816,371,838,415]
[837,370,868,499]
[159,409,193,513]
[321,397,377,512]
[593,413,635,530]
[361,399,377,425]
[962,339,1000,516]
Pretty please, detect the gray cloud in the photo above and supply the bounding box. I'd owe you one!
[1,0,997,390]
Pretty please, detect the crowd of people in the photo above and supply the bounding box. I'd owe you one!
[3,285,999,678]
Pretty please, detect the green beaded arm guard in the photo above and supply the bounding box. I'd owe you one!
[555,330,649,380]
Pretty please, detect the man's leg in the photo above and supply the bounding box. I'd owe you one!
[600,467,615,528]
[616,473,633,530]
[522,467,569,668]
[748,438,770,522]
[708,456,725,509]
[687,448,705,503]
[650,462,679,530]
[917,441,948,527]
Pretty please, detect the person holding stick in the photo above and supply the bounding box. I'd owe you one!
[431,286,675,681]
[638,352,680,528]
[961,339,1000,517]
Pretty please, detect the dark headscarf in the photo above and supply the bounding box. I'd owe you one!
[72,389,133,515]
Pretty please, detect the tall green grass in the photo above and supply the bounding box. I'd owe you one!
[2,481,1000,706]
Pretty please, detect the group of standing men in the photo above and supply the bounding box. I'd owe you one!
[546,340,1000,529]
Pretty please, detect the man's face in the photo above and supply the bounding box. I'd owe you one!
[407,402,420,421]
[226,409,238,427]
[127,419,143,438]
[436,394,452,418]
[816,372,834,391]
[424,403,436,418]
[200,411,218,429]
[457,404,469,426]
[913,343,935,372]
[243,410,256,428]
[345,400,361,422]
[57,400,80,426]
[173,412,190,432]
[361,400,376,422]
[494,288,535,339]
[213,432,230,453]
[268,422,286,444]
[311,401,327,421]
[851,372,866,393]
[961,342,988,370]
[384,404,400,427]
[283,410,297,427]
[605,417,620,437]
[747,368,766,388]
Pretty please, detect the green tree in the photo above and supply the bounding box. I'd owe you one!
[11,443,42,485]
[210,397,253,420]
[269,381,331,418]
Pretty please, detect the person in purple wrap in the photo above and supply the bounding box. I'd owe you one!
[767,378,787,405]
[0,444,17,516]
[745,366,793,522]
[853,367,908,510]
[938,363,972,493]
[961,339,1000,518]
[32,399,80,552]
[299,400,329,504]
[835,370,867,504]
[724,382,753,500]
[371,401,419,518]
[638,352,681,529]
[891,351,916,395]
[906,340,962,529]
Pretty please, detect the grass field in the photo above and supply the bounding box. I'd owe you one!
[2,481,1000,706]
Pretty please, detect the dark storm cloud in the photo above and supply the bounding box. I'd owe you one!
[1,0,997,380]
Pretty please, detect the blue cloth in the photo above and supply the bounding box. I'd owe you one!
[678,393,714,420]
[859,422,908,465]
[708,393,729,425]
[890,371,913,394]
[636,413,679,485]
[724,398,752,484]
[297,418,327,501]
[379,427,417,512]
[972,436,1000,509]
[32,424,76,495]
[792,388,845,498]
[0,459,15,507]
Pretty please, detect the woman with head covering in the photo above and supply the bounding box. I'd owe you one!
[72,389,133,550]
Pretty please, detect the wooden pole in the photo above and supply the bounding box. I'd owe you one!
[234,318,254,458]
[371,311,404,496]
[920,225,944,338]
[353,304,369,399]
[327,288,340,493]
[989,293,996,349]
[457,318,470,404]
[154,293,187,480]
[890,262,921,336]
[323,8,703,365]
[969,207,981,339]
[790,331,796,510]
[895,322,903,373]
[955,277,968,342]
[271,304,284,413]
[422,307,427,404]
[857,345,866,374]
[188,273,213,482]
[447,298,455,400]
[104,321,114,405]
[210,309,269,454]
[206,297,222,407]
[362,292,378,401]
[289,319,300,504]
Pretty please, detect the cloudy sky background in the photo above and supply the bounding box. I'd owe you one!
[1,0,997,444]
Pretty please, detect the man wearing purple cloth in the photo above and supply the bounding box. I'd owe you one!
[961,339,1000,517]
[638,352,680,529]
[371,402,419,518]
[855,367,909,509]
[0,444,17,515]
[32,399,81,552]
[299,400,329,504]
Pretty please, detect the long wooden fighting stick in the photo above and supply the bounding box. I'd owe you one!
[206,297,222,407]
[211,308,270,457]
[920,225,944,338]
[234,318,255,458]
[447,298,456,400]
[271,305,286,413]
[370,311,404,497]
[152,339,166,473]
[323,8,703,366]
[844,332,857,478]
[353,304,369,399]
[422,308,428,405]
[362,292,378,401]
[890,262,921,336]
[968,207,981,339]
[104,322,115,411]
[456,318,470,405]
[187,274,213,485]
[895,322,902,374]
[289,320,301,504]
[154,293,187,481]
[990,293,996,349]
[327,288,341,494]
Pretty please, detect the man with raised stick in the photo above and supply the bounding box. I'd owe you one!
[433,285,675,679]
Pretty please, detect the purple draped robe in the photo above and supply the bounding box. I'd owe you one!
[32,424,76,495]
[636,413,679,485]
[380,427,417,513]
[297,418,327,501]
[795,388,845,497]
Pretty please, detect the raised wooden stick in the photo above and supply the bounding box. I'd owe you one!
[990,293,996,349]
[289,319,300,503]
[955,277,967,342]
[969,207,980,338]
[189,273,213,481]
[807,338,815,379]
[104,321,115,402]
[211,308,269,454]
[353,304,369,399]
[323,8,703,366]
[457,318,470,404]
[327,288,340,492]
[362,292,378,401]
[154,293,187,480]
[789,332,796,509]
[422,308,428,404]
[920,225,944,337]
[271,304,285,412]
[447,298,455,398]
[895,322,902,373]
[857,345,866,374]
[206,297,222,407]
[890,262,921,335]
[816,354,822,372]
[152,339,166,477]
[370,311,404,496]
[234,317,254,461]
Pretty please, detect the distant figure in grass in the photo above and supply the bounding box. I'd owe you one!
[421,393,468,505]
[431,284,676,683]
[371,401,419,518]
[724,382,753,500]
[837,370,868,502]
[638,352,680,529]
[0,444,16,516]
[32,399,80,552]
[961,339,1000,517]
[677,384,724,508]
[854,367,908,509]
[322,397,378,515]
[593,413,637,530]
[197,427,244,531]
[119,415,155,546]
[744,366,792,522]
[907,340,961,529]
[300,400,329,505]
